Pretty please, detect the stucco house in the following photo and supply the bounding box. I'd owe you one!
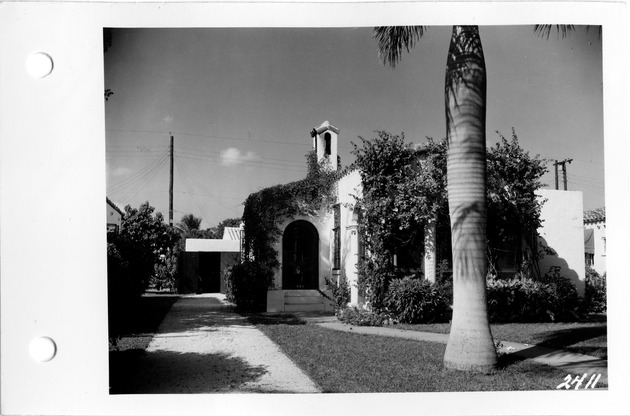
[265,121,362,312]
[106,197,124,233]
[178,226,242,294]
[251,121,588,312]
[584,207,606,276]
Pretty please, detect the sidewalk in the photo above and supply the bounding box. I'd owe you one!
[299,313,608,386]
[115,294,321,394]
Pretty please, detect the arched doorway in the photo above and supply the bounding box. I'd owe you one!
[282,220,319,289]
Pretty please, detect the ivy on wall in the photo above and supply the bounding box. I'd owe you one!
[241,151,341,271]
[351,131,448,308]
[352,129,547,309]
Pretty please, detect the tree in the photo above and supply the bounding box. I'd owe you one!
[107,201,180,339]
[373,24,589,372]
[486,129,547,278]
[176,213,203,236]
[374,25,496,372]
[351,132,447,307]
[110,201,180,294]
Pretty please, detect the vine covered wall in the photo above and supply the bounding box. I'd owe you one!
[241,151,341,271]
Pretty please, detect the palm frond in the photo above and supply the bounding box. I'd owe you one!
[373,26,427,68]
[533,24,576,39]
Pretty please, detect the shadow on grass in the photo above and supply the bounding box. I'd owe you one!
[110,349,268,394]
[244,313,307,326]
[110,294,181,341]
[497,344,608,387]
[536,325,607,349]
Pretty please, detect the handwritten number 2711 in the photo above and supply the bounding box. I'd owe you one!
[556,373,601,390]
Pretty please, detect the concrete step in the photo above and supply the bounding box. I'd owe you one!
[283,290,321,297]
[284,296,324,305]
[285,303,330,312]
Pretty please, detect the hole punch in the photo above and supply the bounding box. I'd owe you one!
[29,337,57,362]
[25,52,54,78]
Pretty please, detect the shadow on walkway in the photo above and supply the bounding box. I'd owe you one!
[111,349,268,394]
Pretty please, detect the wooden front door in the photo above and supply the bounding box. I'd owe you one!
[282,220,319,290]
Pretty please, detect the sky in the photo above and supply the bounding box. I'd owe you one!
[105,26,604,229]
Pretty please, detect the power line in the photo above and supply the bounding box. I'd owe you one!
[107,151,169,196]
[174,156,215,225]
[106,128,311,147]
[552,159,572,190]
[567,179,606,196]
[568,171,605,186]
[176,145,309,167]
[119,154,169,204]
[175,153,307,173]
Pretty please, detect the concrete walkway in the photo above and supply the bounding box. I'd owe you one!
[299,313,608,386]
[118,294,320,394]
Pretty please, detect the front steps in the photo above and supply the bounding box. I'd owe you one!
[267,289,334,313]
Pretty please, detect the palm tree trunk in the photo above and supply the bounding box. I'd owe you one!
[443,26,497,372]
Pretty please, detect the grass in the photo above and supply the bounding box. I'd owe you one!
[393,315,607,359]
[109,293,181,351]
[250,315,575,393]
[107,297,606,393]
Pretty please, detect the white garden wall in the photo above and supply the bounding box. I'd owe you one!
[536,189,586,296]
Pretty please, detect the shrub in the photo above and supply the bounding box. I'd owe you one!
[107,243,137,343]
[383,277,451,324]
[436,259,453,305]
[337,306,392,326]
[486,272,579,323]
[356,255,402,310]
[583,267,607,313]
[225,260,274,311]
[325,276,351,313]
[151,252,178,292]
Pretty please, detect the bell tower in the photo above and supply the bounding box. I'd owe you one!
[310,120,340,171]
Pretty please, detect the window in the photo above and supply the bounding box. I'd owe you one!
[585,253,594,267]
[324,132,332,156]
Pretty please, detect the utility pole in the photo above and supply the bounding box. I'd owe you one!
[169,133,174,226]
[553,159,573,190]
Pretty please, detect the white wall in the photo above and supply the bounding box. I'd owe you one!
[585,221,607,276]
[273,209,333,290]
[536,189,586,295]
[337,170,362,304]
[106,202,122,230]
[185,238,240,253]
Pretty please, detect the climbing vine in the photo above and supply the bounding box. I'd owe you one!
[352,129,547,309]
[241,151,339,271]
[486,129,548,278]
[351,131,448,308]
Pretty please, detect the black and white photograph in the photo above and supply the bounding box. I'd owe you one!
[105,25,607,393]
[1,1,628,415]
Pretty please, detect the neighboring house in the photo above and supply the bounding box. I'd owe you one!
[106,197,124,233]
[258,121,588,312]
[584,207,606,276]
[178,225,242,294]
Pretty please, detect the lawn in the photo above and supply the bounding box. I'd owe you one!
[249,314,577,393]
[393,315,607,359]
[109,293,180,351]
[107,296,606,393]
